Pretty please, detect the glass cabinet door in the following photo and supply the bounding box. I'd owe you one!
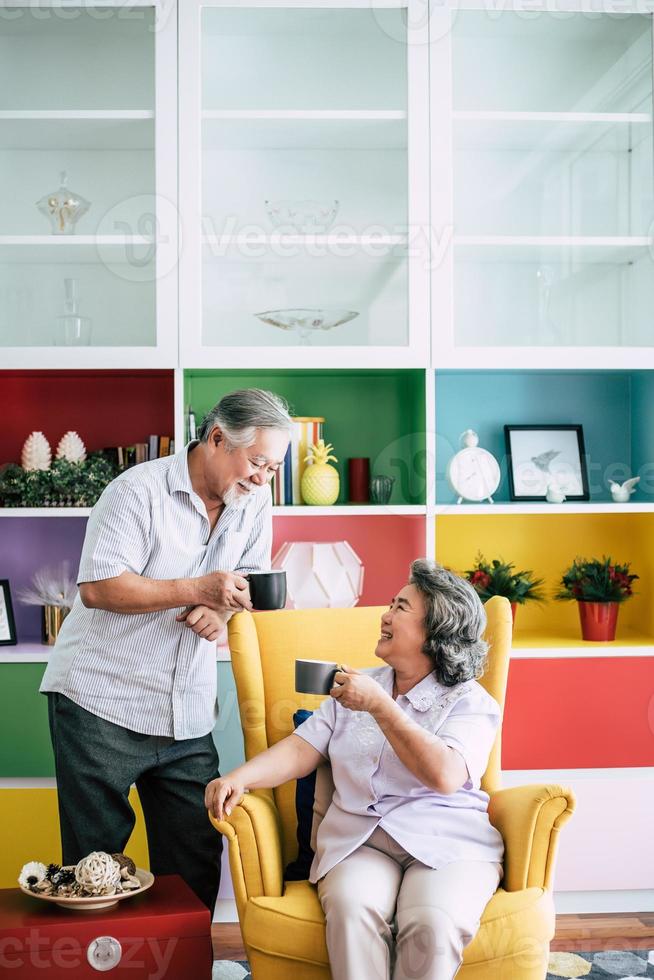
[441,9,654,357]
[0,4,177,367]
[179,0,429,366]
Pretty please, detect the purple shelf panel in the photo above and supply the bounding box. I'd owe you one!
[0,517,87,642]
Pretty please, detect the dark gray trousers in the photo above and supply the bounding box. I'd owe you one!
[47,692,223,912]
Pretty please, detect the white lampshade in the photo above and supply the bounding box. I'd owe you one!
[272,541,364,609]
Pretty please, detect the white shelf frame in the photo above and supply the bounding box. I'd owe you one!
[273,505,426,516]
[510,643,654,659]
[178,0,430,369]
[0,235,154,245]
[0,110,154,121]
[454,235,653,249]
[0,642,231,663]
[0,504,427,519]
[430,1,654,370]
[0,509,92,518]
[430,502,654,515]
[0,0,178,370]
[201,234,408,247]
[452,111,651,124]
[202,109,407,121]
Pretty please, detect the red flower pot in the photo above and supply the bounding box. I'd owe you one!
[577,601,619,641]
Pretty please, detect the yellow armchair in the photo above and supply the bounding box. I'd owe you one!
[211,597,575,980]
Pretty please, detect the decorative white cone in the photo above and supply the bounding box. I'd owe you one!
[272,541,364,608]
[56,430,87,464]
[21,432,52,471]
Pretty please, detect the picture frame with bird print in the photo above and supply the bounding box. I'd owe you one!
[504,424,589,502]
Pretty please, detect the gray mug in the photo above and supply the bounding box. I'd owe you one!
[246,570,287,610]
[295,659,341,695]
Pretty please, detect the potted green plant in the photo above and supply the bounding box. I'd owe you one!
[554,556,638,641]
[464,553,544,625]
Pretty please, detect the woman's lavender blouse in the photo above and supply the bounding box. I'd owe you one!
[294,666,505,884]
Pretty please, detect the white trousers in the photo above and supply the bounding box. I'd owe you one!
[317,826,501,980]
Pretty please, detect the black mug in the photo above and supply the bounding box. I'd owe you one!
[295,659,340,695]
[246,570,287,611]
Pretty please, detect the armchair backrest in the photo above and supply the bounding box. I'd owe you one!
[227,596,512,866]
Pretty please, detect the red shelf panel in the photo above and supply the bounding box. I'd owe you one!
[502,657,654,769]
[1,370,174,464]
[272,515,426,607]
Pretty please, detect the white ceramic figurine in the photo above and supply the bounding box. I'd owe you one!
[609,476,640,503]
[545,481,566,504]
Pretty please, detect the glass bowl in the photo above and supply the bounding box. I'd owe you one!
[265,199,339,233]
[255,308,358,335]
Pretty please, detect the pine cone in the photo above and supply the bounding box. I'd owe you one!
[21,432,52,472]
[56,431,86,464]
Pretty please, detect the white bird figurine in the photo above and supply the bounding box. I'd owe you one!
[609,476,640,503]
[545,481,566,504]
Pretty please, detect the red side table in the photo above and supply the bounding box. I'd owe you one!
[0,874,212,978]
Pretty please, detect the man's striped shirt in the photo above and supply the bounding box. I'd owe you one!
[40,443,272,738]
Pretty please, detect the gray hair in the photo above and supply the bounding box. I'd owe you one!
[197,388,293,448]
[409,559,488,687]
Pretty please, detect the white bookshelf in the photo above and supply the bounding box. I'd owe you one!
[430,502,654,516]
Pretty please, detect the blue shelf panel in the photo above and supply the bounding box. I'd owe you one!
[435,370,654,505]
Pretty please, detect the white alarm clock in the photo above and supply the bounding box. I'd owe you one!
[446,430,500,504]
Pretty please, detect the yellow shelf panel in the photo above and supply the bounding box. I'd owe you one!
[435,511,654,639]
[0,787,149,888]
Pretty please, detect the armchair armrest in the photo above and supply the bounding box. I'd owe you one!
[488,784,576,892]
[209,791,284,918]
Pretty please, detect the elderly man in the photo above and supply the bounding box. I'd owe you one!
[40,388,292,912]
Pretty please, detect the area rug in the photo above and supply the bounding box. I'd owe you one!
[213,951,654,979]
[547,950,654,978]
[212,963,250,980]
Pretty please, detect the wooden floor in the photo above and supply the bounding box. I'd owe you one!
[212,912,654,960]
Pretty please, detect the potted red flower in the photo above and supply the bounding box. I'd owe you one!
[464,553,544,625]
[554,556,638,641]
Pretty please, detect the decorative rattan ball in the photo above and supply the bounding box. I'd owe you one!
[74,851,121,896]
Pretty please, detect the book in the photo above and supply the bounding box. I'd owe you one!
[290,417,324,505]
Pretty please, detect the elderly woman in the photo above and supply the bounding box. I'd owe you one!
[205,559,504,980]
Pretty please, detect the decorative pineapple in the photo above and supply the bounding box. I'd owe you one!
[56,431,86,464]
[301,440,340,506]
[21,432,52,471]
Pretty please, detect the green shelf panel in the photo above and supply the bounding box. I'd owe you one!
[184,369,427,505]
[0,664,54,777]
[0,662,246,779]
